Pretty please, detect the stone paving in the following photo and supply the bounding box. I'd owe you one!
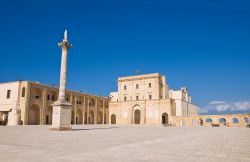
[0,125,249,162]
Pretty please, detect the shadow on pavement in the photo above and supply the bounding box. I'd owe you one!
[73,127,119,131]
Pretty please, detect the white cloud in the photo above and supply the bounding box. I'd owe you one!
[209,101,227,105]
[199,100,250,114]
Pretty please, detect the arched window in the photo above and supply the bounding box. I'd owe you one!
[21,87,26,97]
[232,118,239,123]
[205,118,212,123]
[219,118,226,123]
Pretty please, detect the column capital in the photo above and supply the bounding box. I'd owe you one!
[58,41,72,49]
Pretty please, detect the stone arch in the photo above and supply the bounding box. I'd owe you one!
[21,87,25,97]
[76,109,83,124]
[162,112,169,125]
[244,117,249,123]
[97,111,103,124]
[89,110,95,124]
[89,99,95,106]
[232,117,239,124]
[134,109,141,124]
[111,114,116,124]
[219,118,226,126]
[46,106,53,125]
[28,104,40,125]
[31,88,42,99]
[132,104,144,124]
[205,118,213,123]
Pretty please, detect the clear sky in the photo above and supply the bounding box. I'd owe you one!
[0,0,250,114]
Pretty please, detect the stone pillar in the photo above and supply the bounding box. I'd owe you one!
[87,99,90,124]
[83,97,85,124]
[102,100,105,124]
[50,30,72,131]
[94,99,98,124]
[74,96,77,125]
[42,88,47,125]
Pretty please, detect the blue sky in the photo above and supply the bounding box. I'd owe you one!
[0,0,250,114]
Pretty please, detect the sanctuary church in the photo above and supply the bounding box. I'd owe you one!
[109,73,198,125]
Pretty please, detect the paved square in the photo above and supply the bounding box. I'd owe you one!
[0,125,249,162]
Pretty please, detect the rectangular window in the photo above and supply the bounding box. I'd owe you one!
[47,95,50,100]
[124,97,127,101]
[52,95,55,100]
[149,95,152,100]
[136,96,139,100]
[7,90,11,99]
[124,85,127,90]
[149,83,151,88]
[136,84,139,89]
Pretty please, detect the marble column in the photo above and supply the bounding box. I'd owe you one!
[50,30,72,131]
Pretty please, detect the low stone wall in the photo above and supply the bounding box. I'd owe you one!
[170,114,250,128]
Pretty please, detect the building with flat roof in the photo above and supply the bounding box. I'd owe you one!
[109,73,198,125]
[0,81,109,125]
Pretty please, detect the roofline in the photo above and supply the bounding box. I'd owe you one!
[118,73,162,81]
[0,80,109,99]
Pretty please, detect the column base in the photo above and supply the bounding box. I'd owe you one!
[50,99,72,131]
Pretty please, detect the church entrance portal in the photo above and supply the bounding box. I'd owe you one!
[134,109,141,124]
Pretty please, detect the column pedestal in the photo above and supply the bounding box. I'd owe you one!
[50,100,72,131]
[7,109,19,126]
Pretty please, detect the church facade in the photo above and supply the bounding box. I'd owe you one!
[109,73,198,125]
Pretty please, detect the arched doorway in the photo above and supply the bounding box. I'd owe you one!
[71,111,75,124]
[89,110,94,124]
[134,109,141,124]
[98,111,103,124]
[111,114,116,124]
[76,110,83,124]
[28,104,40,125]
[162,113,169,125]
[46,106,53,125]
[84,112,87,124]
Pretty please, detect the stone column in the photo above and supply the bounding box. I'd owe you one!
[87,99,90,124]
[102,100,105,124]
[74,96,77,125]
[83,97,85,124]
[50,30,72,131]
[94,99,98,124]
